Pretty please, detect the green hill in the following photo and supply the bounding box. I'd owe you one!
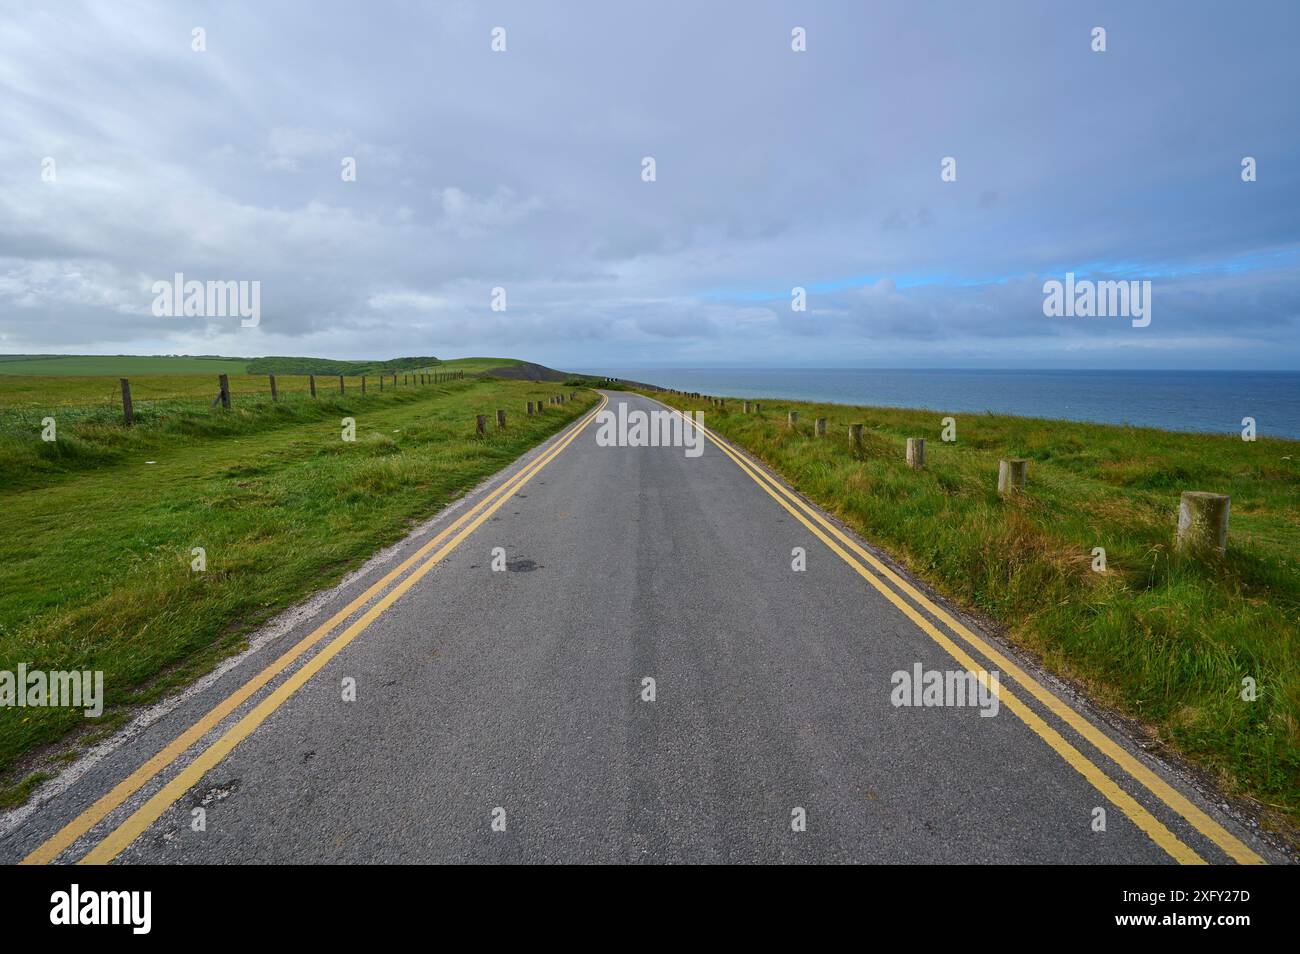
[0,354,529,377]
[244,356,445,375]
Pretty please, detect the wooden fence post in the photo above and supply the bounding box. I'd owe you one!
[269,374,278,402]
[1176,492,1230,556]
[310,374,317,398]
[120,378,134,425]
[998,458,1028,496]
[815,417,827,437]
[743,401,751,414]
[497,409,506,429]
[476,414,486,435]
[338,375,345,393]
[850,423,864,456]
[787,411,798,429]
[361,376,366,395]
[906,437,925,469]
[218,374,231,410]
[527,401,535,415]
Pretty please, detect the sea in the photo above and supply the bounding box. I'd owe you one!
[579,369,1300,440]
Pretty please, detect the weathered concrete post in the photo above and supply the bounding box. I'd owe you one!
[218,374,231,410]
[787,411,798,429]
[906,437,925,469]
[743,401,751,414]
[269,374,278,402]
[815,417,827,437]
[1176,492,1230,556]
[309,374,317,398]
[476,414,486,435]
[998,458,1028,496]
[120,378,134,425]
[850,423,864,456]
[527,401,535,415]
[496,409,506,429]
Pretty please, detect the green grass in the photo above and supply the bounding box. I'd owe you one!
[0,353,524,377]
[244,355,442,375]
[439,356,525,375]
[0,355,250,376]
[242,355,521,376]
[0,361,529,488]
[644,390,1300,834]
[0,373,594,796]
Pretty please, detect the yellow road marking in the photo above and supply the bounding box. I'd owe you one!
[656,397,1240,864]
[713,429,1265,866]
[25,397,605,865]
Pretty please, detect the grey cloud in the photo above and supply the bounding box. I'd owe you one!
[0,0,1297,369]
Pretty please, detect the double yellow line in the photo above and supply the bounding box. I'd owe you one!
[659,398,1264,866]
[24,396,607,865]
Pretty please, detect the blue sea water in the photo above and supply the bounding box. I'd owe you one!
[582,369,1300,440]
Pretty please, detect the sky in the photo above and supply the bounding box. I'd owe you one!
[1,0,1298,370]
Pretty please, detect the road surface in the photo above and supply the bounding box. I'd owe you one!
[2,391,1274,864]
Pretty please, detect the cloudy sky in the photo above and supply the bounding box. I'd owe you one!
[2,0,1297,369]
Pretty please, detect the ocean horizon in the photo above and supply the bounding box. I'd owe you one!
[581,368,1300,440]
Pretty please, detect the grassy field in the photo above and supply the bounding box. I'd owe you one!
[643,389,1300,835]
[0,370,594,803]
[0,353,524,378]
[0,354,251,376]
[0,357,533,488]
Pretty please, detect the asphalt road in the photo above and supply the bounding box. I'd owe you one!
[2,391,1276,864]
